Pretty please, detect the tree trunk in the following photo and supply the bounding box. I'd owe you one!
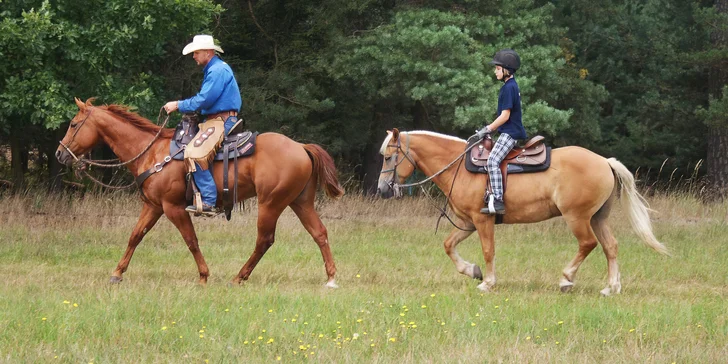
[706,0,728,199]
[9,135,28,191]
[360,140,384,195]
[412,100,429,130]
[44,129,65,192]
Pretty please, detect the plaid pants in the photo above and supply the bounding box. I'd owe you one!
[486,133,517,201]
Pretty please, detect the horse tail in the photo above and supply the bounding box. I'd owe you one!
[303,144,345,199]
[607,158,670,256]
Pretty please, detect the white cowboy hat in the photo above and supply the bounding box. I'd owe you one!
[182,35,224,55]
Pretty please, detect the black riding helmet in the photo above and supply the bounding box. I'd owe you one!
[489,48,520,73]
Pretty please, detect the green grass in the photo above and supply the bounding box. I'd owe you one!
[0,192,726,362]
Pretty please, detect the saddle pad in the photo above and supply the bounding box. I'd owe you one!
[465,147,552,174]
[170,131,258,161]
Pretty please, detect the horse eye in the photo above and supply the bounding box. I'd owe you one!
[385,156,392,161]
[70,123,78,129]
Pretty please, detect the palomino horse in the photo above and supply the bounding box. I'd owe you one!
[56,98,343,287]
[377,129,668,295]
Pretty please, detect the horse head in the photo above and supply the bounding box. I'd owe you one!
[56,98,103,165]
[377,128,417,199]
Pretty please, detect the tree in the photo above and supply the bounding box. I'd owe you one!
[551,0,714,178]
[0,0,221,189]
[697,0,728,198]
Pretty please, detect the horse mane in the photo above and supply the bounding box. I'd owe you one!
[379,130,465,155]
[100,104,175,138]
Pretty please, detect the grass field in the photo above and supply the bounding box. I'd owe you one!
[0,191,726,363]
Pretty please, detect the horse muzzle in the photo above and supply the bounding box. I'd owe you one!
[378,187,394,199]
[55,149,73,166]
[377,180,402,199]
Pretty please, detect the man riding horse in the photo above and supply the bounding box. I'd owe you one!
[163,34,242,216]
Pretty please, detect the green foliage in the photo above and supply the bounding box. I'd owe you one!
[551,0,714,170]
[0,0,221,130]
[0,0,724,188]
[696,86,728,128]
[328,4,604,138]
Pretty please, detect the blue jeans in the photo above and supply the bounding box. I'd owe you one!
[192,116,237,206]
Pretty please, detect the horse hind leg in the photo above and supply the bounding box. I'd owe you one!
[231,203,286,285]
[592,215,621,296]
[289,199,338,288]
[560,217,599,293]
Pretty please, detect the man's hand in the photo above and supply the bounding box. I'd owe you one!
[163,101,179,114]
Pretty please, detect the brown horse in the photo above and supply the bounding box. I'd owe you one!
[56,98,343,287]
[377,129,668,295]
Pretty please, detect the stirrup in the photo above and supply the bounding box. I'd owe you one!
[480,194,506,215]
[185,193,218,216]
[185,203,218,217]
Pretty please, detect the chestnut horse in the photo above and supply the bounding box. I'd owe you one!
[377,129,668,295]
[56,98,343,287]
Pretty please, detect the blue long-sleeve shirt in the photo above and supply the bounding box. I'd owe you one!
[178,56,242,116]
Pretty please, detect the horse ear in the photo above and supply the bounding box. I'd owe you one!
[392,128,400,140]
[74,97,85,110]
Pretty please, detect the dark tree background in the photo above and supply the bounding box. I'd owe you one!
[1,0,725,197]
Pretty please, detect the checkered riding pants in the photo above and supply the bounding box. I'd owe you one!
[486,133,517,201]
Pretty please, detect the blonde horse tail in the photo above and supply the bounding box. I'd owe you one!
[607,158,670,256]
[303,144,345,199]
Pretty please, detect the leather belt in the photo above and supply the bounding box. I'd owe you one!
[205,110,238,120]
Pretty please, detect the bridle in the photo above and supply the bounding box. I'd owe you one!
[58,108,94,163]
[379,133,418,198]
[379,131,481,232]
[57,107,172,189]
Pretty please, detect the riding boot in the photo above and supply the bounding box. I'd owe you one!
[481,194,506,215]
[187,165,219,217]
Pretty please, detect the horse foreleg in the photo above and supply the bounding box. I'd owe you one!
[231,204,284,285]
[290,202,338,288]
[110,203,163,283]
[163,203,210,285]
[442,222,480,280]
[560,217,599,293]
[473,216,497,292]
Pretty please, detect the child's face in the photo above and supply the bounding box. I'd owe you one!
[494,65,504,80]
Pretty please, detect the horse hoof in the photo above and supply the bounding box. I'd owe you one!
[109,276,123,284]
[325,280,339,289]
[600,287,612,296]
[473,265,483,281]
[476,281,492,292]
[560,284,574,293]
